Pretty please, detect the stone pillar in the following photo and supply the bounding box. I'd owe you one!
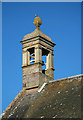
[46,51,54,69]
[35,47,42,63]
[46,54,49,69]
[49,52,54,68]
[22,50,28,66]
[27,51,30,65]
[45,51,54,79]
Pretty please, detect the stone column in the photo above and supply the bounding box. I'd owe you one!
[35,47,42,63]
[22,50,28,66]
[46,51,54,69]
[49,52,54,68]
[27,51,30,65]
[45,51,54,78]
[46,54,49,69]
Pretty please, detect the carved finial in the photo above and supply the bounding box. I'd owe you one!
[35,14,37,17]
[33,15,42,28]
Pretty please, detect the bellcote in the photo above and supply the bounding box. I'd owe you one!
[20,15,56,89]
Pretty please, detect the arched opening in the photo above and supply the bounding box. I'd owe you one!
[28,47,35,65]
[42,55,46,71]
[42,48,49,74]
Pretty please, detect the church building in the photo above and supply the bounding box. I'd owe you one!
[1,15,82,119]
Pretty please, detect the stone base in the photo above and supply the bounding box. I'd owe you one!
[22,63,54,89]
[23,71,53,89]
[45,68,55,79]
[23,63,42,88]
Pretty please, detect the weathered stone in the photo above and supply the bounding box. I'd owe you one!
[20,15,56,89]
[2,74,82,119]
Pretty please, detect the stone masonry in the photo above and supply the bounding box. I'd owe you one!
[20,15,56,89]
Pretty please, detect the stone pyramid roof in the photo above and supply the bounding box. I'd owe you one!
[23,28,53,43]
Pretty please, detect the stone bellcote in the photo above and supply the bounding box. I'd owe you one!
[20,15,56,89]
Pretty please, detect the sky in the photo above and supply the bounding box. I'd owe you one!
[2,2,81,114]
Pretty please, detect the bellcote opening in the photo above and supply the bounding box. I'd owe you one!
[42,48,49,73]
[28,47,35,64]
[42,55,46,73]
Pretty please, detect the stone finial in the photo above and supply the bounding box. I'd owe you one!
[33,15,42,28]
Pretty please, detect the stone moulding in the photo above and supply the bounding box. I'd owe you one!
[21,61,44,68]
[20,36,56,47]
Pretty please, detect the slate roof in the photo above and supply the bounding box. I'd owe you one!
[1,74,82,119]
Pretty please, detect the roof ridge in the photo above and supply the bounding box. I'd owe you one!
[38,74,83,93]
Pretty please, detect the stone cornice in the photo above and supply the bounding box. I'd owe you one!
[20,36,56,47]
[21,62,43,68]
